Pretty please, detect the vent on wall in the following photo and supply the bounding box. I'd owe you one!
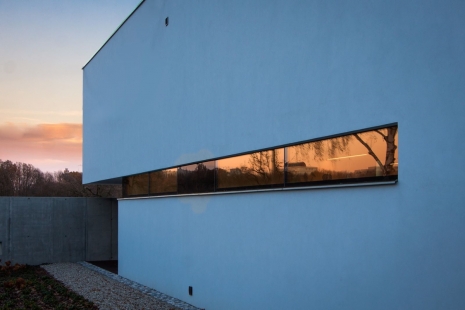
[189,286,193,296]
[165,17,169,26]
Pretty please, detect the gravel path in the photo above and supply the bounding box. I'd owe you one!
[41,263,193,310]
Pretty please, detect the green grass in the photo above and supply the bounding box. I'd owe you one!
[0,260,97,310]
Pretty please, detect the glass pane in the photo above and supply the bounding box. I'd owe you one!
[149,168,177,195]
[286,126,398,184]
[217,148,284,190]
[177,161,215,194]
[123,173,149,196]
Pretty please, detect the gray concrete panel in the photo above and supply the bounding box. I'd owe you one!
[10,198,53,265]
[0,197,117,265]
[111,200,118,260]
[86,198,112,261]
[0,198,10,262]
[52,198,86,262]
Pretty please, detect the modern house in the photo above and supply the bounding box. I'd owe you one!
[83,1,465,309]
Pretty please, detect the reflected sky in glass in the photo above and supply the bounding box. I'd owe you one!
[286,127,398,183]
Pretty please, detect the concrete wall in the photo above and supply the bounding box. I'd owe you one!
[0,197,117,265]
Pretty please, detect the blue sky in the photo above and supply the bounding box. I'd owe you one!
[0,0,141,172]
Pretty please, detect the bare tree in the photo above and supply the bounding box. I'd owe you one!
[0,159,121,197]
[352,126,397,176]
[247,150,283,185]
[0,160,15,195]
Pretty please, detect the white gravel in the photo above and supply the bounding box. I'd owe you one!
[41,263,181,310]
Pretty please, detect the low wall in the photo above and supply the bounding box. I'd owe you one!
[0,197,117,265]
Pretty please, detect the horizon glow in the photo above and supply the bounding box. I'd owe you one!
[0,0,142,172]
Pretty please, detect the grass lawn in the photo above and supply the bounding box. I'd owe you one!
[0,260,97,310]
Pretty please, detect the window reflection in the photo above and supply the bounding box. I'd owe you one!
[150,168,177,195]
[286,126,398,184]
[217,149,284,190]
[121,125,398,198]
[177,161,215,194]
[123,173,149,196]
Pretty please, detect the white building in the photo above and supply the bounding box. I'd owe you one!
[83,1,465,309]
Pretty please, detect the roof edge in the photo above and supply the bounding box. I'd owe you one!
[82,0,146,70]
[83,176,122,185]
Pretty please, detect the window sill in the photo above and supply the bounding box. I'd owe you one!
[118,179,397,201]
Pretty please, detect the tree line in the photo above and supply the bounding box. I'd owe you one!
[0,159,121,198]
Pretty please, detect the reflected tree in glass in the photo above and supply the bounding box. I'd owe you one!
[150,168,177,195]
[286,126,398,184]
[217,149,284,189]
[123,173,149,196]
[247,149,284,185]
[353,126,398,176]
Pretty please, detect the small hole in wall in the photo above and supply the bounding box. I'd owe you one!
[188,286,193,296]
[165,17,169,26]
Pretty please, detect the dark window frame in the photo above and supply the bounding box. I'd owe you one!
[122,123,398,198]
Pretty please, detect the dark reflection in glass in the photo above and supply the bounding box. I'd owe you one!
[286,126,398,185]
[121,125,398,198]
[217,149,284,190]
[177,161,215,194]
[150,168,177,195]
[123,173,149,196]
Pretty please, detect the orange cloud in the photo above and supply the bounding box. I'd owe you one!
[23,123,82,143]
[0,122,82,172]
[0,122,82,142]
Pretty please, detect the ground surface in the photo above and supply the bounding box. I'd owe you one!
[0,260,97,309]
[42,263,182,310]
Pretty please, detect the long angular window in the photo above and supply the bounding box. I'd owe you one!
[121,124,398,198]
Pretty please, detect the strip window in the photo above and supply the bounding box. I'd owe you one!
[122,124,398,198]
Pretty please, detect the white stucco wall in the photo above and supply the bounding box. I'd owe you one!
[119,184,465,310]
[83,0,465,309]
[83,0,464,184]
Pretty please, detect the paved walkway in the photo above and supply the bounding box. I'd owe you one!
[77,262,201,310]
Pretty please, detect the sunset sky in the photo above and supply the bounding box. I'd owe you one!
[0,0,141,172]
